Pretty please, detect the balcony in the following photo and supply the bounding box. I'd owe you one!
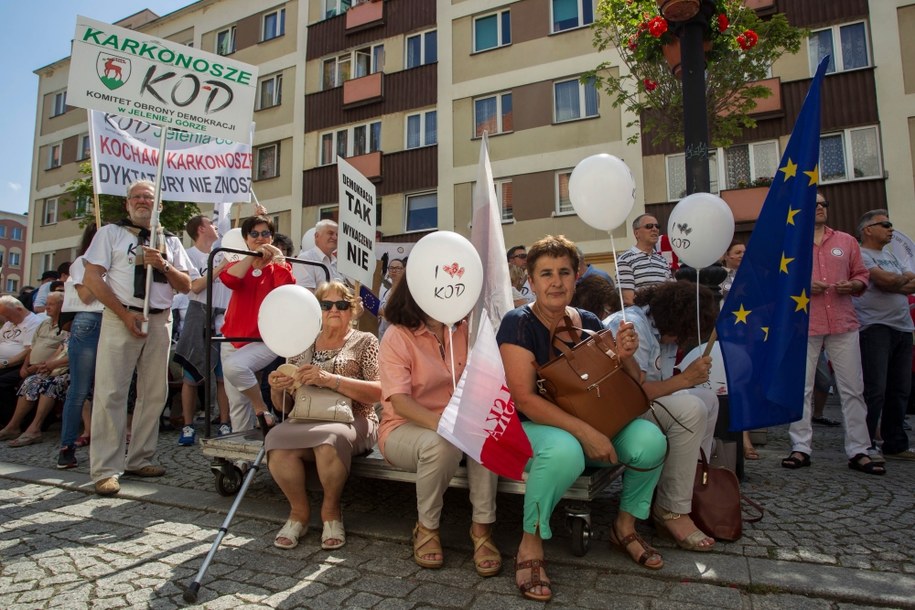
[717,77,782,119]
[343,72,383,108]
[347,151,382,181]
[745,0,777,16]
[346,0,383,32]
[720,185,769,223]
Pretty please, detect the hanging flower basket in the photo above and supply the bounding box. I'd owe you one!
[662,37,714,77]
[657,0,700,22]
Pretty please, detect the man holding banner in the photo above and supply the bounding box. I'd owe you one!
[83,179,192,496]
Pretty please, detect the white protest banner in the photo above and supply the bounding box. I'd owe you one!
[69,16,258,143]
[90,110,253,203]
[336,157,377,287]
[890,230,915,274]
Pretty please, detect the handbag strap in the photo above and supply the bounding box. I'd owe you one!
[741,494,765,523]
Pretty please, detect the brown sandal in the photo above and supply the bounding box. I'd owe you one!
[412,522,443,569]
[469,527,502,577]
[609,525,664,569]
[514,557,552,602]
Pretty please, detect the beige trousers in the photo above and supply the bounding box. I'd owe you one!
[382,422,497,529]
[90,307,172,482]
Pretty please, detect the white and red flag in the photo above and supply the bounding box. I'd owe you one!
[437,313,532,480]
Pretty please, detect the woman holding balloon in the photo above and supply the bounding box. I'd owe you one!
[377,259,502,577]
[266,280,381,551]
[219,215,294,432]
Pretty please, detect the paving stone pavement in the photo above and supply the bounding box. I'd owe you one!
[0,400,913,609]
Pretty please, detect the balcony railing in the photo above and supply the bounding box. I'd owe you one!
[343,72,383,108]
[346,151,382,181]
[719,185,769,223]
[346,0,383,32]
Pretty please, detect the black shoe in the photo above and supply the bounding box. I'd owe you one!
[57,446,77,469]
[812,416,841,427]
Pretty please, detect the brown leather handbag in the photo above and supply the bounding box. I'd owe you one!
[691,449,764,541]
[535,312,650,440]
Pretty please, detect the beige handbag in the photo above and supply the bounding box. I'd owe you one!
[277,339,355,424]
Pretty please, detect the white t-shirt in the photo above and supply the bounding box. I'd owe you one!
[186,245,231,309]
[83,224,192,310]
[0,312,47,360]
[62,256,105,314]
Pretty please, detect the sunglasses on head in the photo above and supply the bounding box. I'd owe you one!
[866,220,893,229]
[248,230,272,238]
[640,223,660,230]
[320,300,352,311]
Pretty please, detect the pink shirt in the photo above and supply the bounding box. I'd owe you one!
[377,321,468,453]
[809,227,869,336]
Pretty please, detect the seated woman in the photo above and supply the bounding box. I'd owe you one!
[604,281,719,552]
[378,280,501,577]
[219,215,294,432]
[266,280,380,551]
[497,235,667,602]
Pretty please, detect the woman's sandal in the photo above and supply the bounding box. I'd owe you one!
[744,446,760,460]
[781,451,811,469]
[514,557,551,602]
[274,519,306,550]
[848,453,886,476]
[609,525,664,569]
[651,507,714,552]
[469,527,502,577]
[412,522,443,569]
[75,435,91,448]
[321,520,346,550]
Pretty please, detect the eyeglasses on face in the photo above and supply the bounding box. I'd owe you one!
[639,223,660,230]
[511,253,527,260]
[816,200,829,208]
[320,300,352,311]
[866,220,893,229]
[129,193,155,201]
[247,230,273,239]
[388,265,404,271]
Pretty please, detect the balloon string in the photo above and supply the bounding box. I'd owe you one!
[610,232,627,324]
[696,268,701,348]
[448,326,456,391]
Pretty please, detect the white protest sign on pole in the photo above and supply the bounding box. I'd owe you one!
[68,16,258,143]
[89,110,254,203]
[336,157,377,287]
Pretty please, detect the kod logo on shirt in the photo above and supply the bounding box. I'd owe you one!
[831,247,844,257]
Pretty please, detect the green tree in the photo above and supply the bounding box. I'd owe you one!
[589,0,804,148]
[65,162,199,234]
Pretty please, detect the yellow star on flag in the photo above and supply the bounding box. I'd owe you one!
[779,158,797,181]
[733,304,751,324]
[791,289,810,313]
[786,206,801,225]
[779,253,795,274]
[803,165,819,186]
[762,326,770,341]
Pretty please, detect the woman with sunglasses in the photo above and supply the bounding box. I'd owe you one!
[266,280,381,550]
[219,215,294,432]
[377,280,501,577]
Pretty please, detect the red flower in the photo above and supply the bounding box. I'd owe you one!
[647,16,668,38]
[717,13,728,33]
[643,78,658,91]
[737,29,758,50]
[628,35,639,51]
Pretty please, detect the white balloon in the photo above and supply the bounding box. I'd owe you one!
[405,231,483,325]
[667,192,735,268]
[258,285,323,358]
[220,227,248,262]
[569,154,636,231]
[300,228,316,253]
[680,342,728,395]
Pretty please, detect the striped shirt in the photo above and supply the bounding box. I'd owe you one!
[616,246,672,291]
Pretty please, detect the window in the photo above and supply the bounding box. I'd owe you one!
[474,93,513,137]
[723,141,779,188]
[406,110,437,149]
[258,73,283,109]
[51,91,67,117]
[551,0,594,33]
[497,180,514,222]
[8,252,21,267]
[474,10,511,52]
[43,198,58,226]
[319,205,339,222]
[75,196,90,218]
[554,78,598,122]
[322,44,383,89]
[78,134,91,160]
[405,192,437,232]
[47,144,62,169]
[262,8,286,41]
[556,171,574,214]
[11,227,22,241]
[325,0,352,19]
[406,30,437,69]
[808,22,869,75]
[666,152,720,200]
[42,253,54,274]
[0,226,5,238]
[819,126,881,183]
[216,26,236,55]
[255,144,279,179]
[5,279,17,293]
[320,121,381,165]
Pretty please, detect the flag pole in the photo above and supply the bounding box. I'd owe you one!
[142,124,170,332]
[86,110,103,229]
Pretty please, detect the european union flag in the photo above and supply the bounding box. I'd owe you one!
[360,284,380,316]
[716,58,830,431]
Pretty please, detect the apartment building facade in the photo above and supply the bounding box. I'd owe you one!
[0,211,28,295]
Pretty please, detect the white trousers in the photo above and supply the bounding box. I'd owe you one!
[220,341,277,432]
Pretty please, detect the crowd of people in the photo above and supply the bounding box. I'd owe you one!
[0,180,912,602]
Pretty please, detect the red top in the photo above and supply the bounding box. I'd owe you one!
[220,261,295,347]
[809,227,869,336]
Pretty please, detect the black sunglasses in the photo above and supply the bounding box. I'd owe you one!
[866,221,893,229]
[640,223,660,230]
[248,230,273,238]
[511,253,527,260]
[816,200,829,208]
[320,300,352,311]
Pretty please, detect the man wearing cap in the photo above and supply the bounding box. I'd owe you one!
[30,270,60,314]
[82,179,192,496]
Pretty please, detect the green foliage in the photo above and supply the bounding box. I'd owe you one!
[65,162,199,235]
[589,0,804,148]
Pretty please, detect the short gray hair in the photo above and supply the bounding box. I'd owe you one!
[632,213,654,230]
[0,295,26,311]
[315,219,338,235]
[857,209,889,237]
[127,179,156,198]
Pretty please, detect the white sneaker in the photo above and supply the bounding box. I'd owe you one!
[217,423,232,436]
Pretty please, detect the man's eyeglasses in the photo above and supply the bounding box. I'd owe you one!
[388,266,404,272]
[247,230,273,239]
[866,221,893,229]
[511,253,527,260]
[320,300,352,311]
[639,223,660,230]
[816,200,829,208]
[129,194,155,201]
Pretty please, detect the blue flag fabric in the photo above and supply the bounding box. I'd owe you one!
[360,284,381,317]
[716,58,830,431]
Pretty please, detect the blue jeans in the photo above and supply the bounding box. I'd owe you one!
[859,324,911,454]
[59,312,102,448]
